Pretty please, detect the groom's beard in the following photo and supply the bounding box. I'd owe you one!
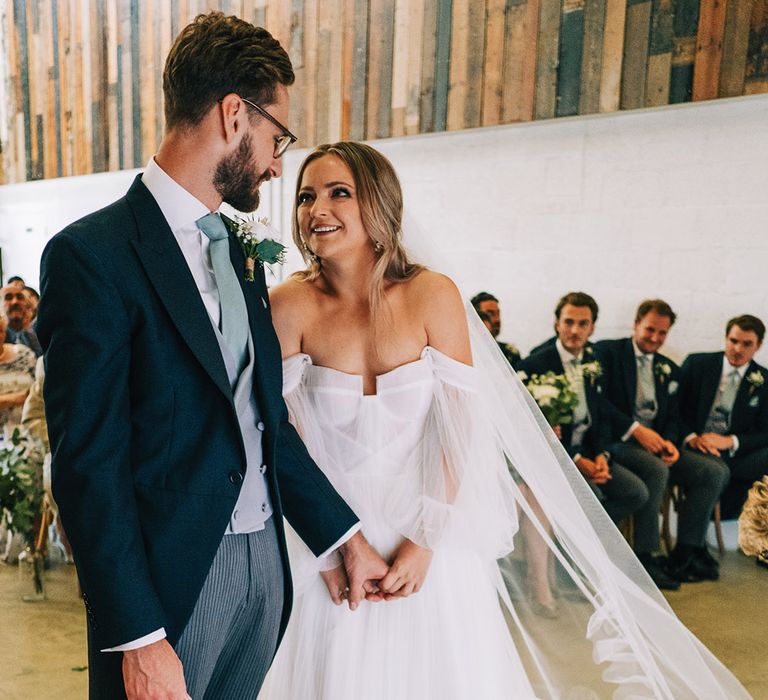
[213,132,270,213]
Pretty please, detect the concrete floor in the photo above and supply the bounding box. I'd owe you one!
[0,552,766,699]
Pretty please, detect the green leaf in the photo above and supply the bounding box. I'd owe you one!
[255,239,287,264]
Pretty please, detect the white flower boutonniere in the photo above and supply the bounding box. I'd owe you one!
[654,361,672,384]
[581,360,603,386]
[747,370,765,396]
[229,215,287,282]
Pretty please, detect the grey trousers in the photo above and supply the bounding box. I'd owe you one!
[670,448,730,547]
[591,459,649,525]
[609,443,669,554]
[175,517,284,700]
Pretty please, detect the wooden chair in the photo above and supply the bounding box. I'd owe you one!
[661,485,725,557]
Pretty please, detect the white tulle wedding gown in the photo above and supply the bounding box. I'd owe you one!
[259,313,751,700]
[260,346,537,699]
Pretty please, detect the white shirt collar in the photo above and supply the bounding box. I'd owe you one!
[141,157,212,232]
[556,338,583,367]
[722,355,749,380]
[631,338,653,361]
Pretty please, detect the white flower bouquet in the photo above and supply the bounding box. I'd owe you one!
[519,371,579,426]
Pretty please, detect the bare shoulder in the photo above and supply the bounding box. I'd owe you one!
[269,276,311,312]
[406,270,471,363]
[269,277,315,357]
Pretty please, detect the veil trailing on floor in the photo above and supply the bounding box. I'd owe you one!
[398,223,751,699]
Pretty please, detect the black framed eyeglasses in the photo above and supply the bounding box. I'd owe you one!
[240,97,297,158]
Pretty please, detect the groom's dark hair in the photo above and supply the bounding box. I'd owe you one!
[163,12,294,130]
[554,292,599,323]
[726,315,765,343]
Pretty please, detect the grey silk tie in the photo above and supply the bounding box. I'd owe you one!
[718,369,741,416]
[706,368,741,434]
[196,213,249,374]
[635,355,657,427]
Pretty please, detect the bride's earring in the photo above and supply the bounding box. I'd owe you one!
[374,241,384,253]
[301,239,318,263]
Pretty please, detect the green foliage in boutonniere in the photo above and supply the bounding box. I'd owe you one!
[228,215,287,282]
[747,370,765,395]
[654,361,672,384]
[581,360,602,386]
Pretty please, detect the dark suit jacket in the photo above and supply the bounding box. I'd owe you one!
[679,351,768,457]
[520,345,610,459]
[595,338,681,444]
[38,176,358,655]
[528,335,557,357]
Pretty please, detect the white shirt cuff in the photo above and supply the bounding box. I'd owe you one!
[102,628,166,652]
[573,452,582,464]
[318,522,362,560]
[683,433,697,446]
[622,421,640,442]
[729,435,739,456]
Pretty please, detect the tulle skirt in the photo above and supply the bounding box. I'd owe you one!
[259,526,538,700]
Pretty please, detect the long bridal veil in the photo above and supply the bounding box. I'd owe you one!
[401,224,751,699]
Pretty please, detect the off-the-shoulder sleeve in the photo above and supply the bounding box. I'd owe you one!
[382,346,519,558]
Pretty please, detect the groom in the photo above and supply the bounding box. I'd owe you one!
[38,13,386,700]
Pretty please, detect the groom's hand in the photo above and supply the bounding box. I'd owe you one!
[122,639,191,700]
[339,531,389,611]
[320,564,351,606]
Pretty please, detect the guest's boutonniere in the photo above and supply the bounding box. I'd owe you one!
[581,360,603,386]
[229,215,287,282]
[747,370,765,396]
[654,361,672,384]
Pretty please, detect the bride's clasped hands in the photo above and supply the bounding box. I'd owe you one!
[321,533,433,608]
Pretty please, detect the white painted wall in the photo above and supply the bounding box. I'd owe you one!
[1,93,766,365]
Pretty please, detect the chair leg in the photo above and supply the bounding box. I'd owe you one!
[714,501,726,557]
[661,489,673,555]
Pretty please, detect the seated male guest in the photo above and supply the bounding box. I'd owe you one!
[471,291,522,370]
[597,300,725,587]
[680,315,768,530]
[2,285,42,356]
[521,292,647,526]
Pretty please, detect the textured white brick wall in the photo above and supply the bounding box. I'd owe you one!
[1,93,766,365]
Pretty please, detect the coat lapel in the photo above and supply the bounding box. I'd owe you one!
[621,339,637,409]
[652,354,668,424]
[698,353,723,429]
[731,360,756,429]
[126,176,232,402]
[227,229,284,426]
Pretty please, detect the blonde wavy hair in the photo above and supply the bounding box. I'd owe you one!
[291,142,424,329]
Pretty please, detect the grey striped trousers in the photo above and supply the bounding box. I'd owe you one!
[175,517,284,700]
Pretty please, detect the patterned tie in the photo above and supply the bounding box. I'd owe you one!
[706,368,741,434]
[196,213,249,374]
[717,368,741,415]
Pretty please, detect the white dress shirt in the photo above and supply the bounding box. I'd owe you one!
[622,339,654,442]
[555,340,588,461]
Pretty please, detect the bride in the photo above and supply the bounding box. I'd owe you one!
[259,141,750,699]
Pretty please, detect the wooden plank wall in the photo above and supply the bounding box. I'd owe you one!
[1,0,766,184]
